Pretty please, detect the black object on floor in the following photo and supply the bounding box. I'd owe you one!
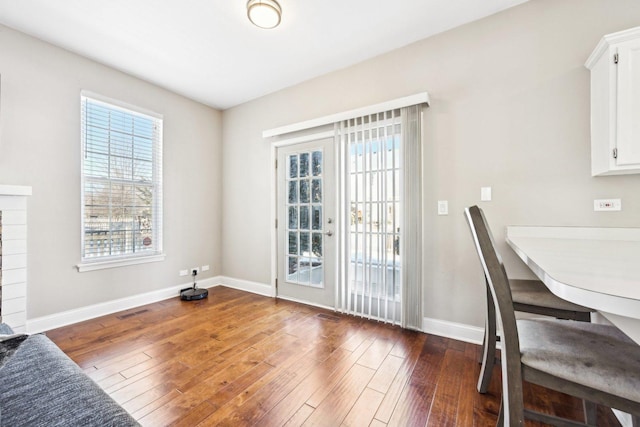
[180,269,208,301]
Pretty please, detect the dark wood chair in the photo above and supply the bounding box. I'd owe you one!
[478,274,594,393]
[465,205,640,426]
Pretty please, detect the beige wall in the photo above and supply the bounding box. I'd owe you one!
[222,0,640,327]
[0,25,223,319]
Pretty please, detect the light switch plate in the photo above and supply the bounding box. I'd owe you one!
[438,200,448,215]
[481,187,492,201]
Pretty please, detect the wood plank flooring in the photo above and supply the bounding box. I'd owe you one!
[46,286,621,426]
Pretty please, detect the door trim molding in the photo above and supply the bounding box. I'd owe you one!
[272,130,335,148]
[270,130,337,304]
[275,294,335,312]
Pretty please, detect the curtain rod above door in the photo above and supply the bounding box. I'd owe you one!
[262,92,430,139]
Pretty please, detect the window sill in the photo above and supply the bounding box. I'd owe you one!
[77,254,166,272]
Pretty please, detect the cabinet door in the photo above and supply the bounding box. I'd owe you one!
[616,38,640,166]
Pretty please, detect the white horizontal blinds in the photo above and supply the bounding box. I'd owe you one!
[340,109,402,324]
[81,94,163,261]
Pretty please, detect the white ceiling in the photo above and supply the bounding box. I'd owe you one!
[0,0,528,110]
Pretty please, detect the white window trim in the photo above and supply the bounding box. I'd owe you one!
[81,90,163,120]
[77,91,164,272]
[77,254,166,272]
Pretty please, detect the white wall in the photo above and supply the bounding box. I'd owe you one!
[0,25,223,320]
[221,0,640,328]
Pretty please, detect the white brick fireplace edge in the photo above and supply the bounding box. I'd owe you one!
[0,184,32,333]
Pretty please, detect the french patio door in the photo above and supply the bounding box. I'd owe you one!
[273,104,422,327]
[276,138,336,308]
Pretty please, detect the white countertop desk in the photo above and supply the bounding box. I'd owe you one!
[505,226,640,343]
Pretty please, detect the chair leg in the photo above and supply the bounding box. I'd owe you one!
[478,325,486,364]
[498,337,526,427]
[478,283,497,393]
[633,414,640,427]
[582,400,597,426]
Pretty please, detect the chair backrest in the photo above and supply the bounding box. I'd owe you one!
[464,205,525,423]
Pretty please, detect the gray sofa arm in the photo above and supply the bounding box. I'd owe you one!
[0,332,139,426]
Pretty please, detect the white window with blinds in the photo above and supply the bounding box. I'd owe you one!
[78,92,164,272]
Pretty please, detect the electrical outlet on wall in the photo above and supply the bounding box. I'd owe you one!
[191,267,199,275]
[594,199,621,211]
[179,270,189,276]
[201,265,210,272]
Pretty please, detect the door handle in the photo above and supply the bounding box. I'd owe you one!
[325,230,333,237]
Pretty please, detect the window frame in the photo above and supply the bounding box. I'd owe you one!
[77,91,165,272]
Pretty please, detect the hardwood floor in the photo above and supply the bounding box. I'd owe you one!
[47,286,621,426]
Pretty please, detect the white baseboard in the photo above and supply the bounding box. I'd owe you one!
[27,276,222,334]
[26,276,484,349]
[218,276,274,297]
[275,294,334,312]
[422,316,484,345]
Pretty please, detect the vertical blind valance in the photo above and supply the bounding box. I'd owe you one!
[263,93,429,138]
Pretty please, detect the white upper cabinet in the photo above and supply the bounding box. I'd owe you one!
[586,27,640,176]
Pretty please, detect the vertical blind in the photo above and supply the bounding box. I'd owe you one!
[400,105,423,330]
[337,105,422,327]
[81,93,163,261]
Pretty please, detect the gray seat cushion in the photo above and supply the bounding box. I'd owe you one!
[518,319,640,403]
[511,279,593,312]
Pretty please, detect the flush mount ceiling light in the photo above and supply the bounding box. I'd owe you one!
[247,0,282,29]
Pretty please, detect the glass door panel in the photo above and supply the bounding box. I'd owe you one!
[277,138,335,307]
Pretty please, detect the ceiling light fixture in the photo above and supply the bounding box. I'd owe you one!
[247,0,282,29]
